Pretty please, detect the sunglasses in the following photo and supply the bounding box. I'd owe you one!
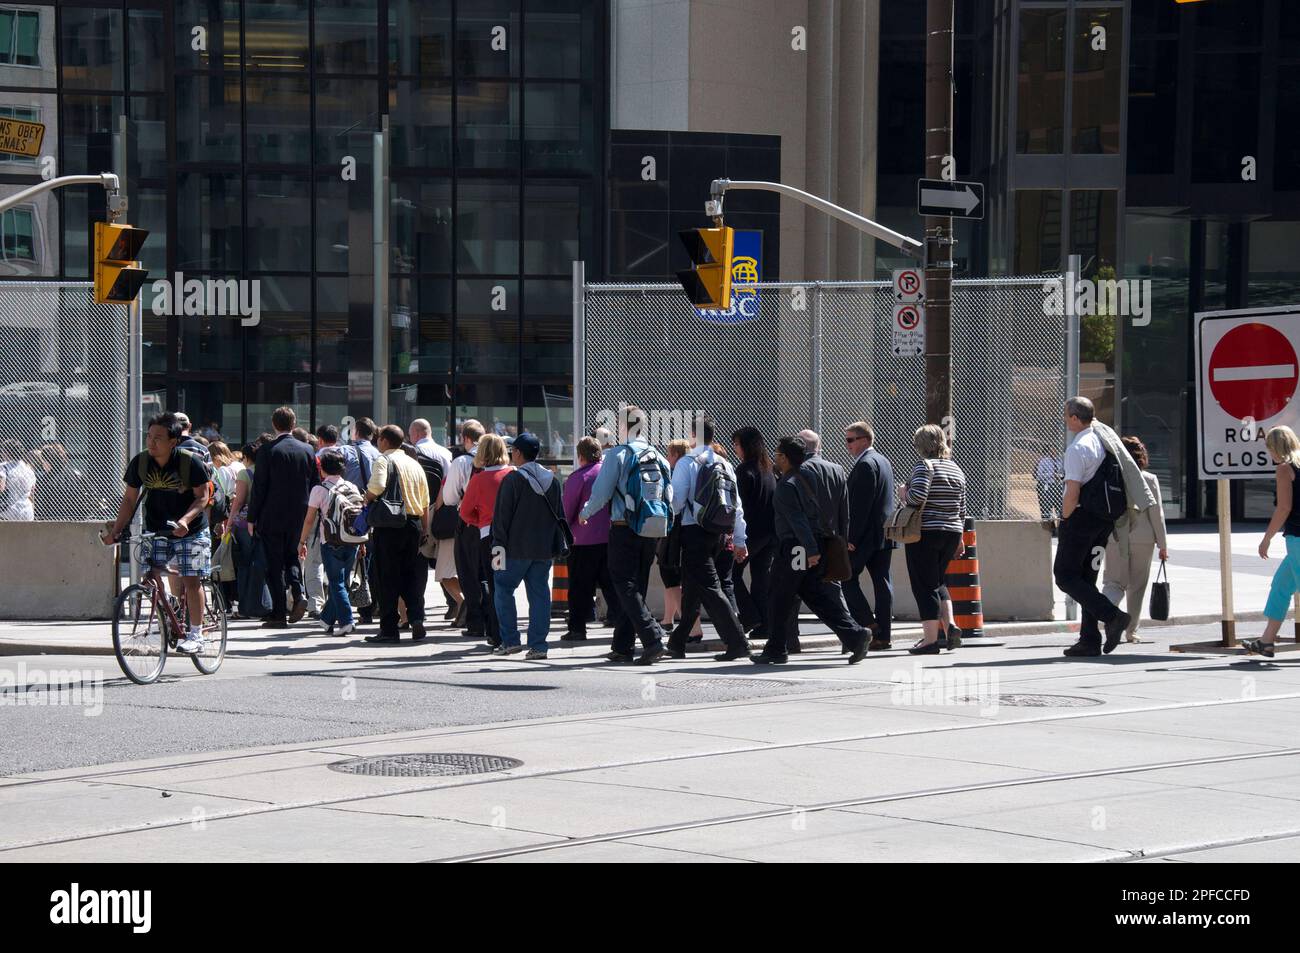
[846,434,866,444]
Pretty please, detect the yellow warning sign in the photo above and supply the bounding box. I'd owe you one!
[0,118,44,158]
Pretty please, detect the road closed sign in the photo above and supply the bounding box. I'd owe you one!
[1195,306,1300,479]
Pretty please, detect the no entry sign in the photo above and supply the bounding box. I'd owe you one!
[1196,307,1300,479]
[892,302,925,357]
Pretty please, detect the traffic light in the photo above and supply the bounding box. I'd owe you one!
[93,222,149,304]
[677,226,734,309]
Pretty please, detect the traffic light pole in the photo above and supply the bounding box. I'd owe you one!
[924,0,955,429]
[707,179,924,259]
[0,172,120,216]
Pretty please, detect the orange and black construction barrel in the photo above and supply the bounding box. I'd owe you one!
[551,557,570,617]
[944,517,984,637]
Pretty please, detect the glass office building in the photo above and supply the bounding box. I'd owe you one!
[0,0,606,452]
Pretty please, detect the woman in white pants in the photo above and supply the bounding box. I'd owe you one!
[1102,436,1168,642]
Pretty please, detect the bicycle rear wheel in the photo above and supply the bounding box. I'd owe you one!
[112,584,168,685]
[192,578,228,674]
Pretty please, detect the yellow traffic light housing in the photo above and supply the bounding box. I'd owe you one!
[93,221,149,304]
[677,226,734,309]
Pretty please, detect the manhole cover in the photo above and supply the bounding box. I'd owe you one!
[329,753,523,777]
[954,693,1103,708]
[659,677,797,691]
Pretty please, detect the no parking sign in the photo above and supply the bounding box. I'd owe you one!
[1195,306,1300,479]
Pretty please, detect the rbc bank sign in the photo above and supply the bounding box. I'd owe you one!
[695,229,762,324]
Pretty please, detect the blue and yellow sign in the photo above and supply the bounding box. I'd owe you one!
[695,229,762,324]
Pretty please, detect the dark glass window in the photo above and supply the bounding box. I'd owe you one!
[246,276,312,371]
[456,0,520,79]
[1072,9,1121,154]
[244,0,308,70]
[1195,0,1260,52]
[1017,8,1066,154]
[129,186,167,276]
[456,278,518,376]
[246,73,310,165]
[176,74,241,163]
[524,0,594,80]
[315,174,371,275]
[391,277,450,375]
[522,279,570,378]
[521,382,574,459]
[128,96,167,181]
[1013,190,1062,274]
[1127,35,1178,174]
[524,182,583,275]
[388,0,451,77]
[1192,53,1259,183]
[1070,191,1118,276]
[314,0,378,74]
[247,175,311,272]
[128,9,165,92]
[524,82,592,172]
[1277,63,1300,190]
[174,0,241,70]
[60,7,122,90]
[456,180,518,274]
[60,94,121,175]
[315,77,378,163]
[389,78,452,168]
[456,79,519,169]
[177,172,241,272]
[391,179,453,274]
[456,379,519,437]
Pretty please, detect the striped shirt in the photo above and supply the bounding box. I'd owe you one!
[905,458,967,533]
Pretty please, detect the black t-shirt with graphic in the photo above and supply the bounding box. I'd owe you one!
[124,449,212,537]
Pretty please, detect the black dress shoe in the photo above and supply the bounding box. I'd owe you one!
[411,624,427,641]
[868,638,892,652]
[633,646,666,666]
[604,650,634,663]
[687,633,703,644]
[288,599,308,624]
[750,652,788,665]
[562,631,588,641]
[908,640,940,655]
[713,644,751,661]
[444,603,458,621]
[947,624,963,650]
[663,645,687,660]
[364,634,401,644]
[260,619,289,629]
[1063,641,1102,657]
[847,643,869,664]
[1103,611,1131,654]
[787,644,802,654]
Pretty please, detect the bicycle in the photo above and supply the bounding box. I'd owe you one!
[109,527,228,685]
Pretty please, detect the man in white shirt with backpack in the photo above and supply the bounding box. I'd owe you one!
[298,450,365,636]
[579,405,674,664]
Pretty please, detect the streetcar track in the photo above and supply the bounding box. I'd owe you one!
[3,690,1299,854]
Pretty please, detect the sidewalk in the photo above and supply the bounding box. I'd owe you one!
[0,525,1281,659]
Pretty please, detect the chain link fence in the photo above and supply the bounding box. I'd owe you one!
[0,281,130,521]
[578,274,1066,520]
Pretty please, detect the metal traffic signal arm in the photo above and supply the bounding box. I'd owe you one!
[706,179,924,260]
[0,171,122,216]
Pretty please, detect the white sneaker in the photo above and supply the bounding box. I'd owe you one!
[176,635,203,655]
[318,619,333,632]
[333,623,355,637]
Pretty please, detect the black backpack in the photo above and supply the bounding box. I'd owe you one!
[692,457,738,534]
[407,444,445,502]
[1080,450,1126,521]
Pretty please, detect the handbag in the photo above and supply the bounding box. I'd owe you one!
[522,468,573,558]
[793,471,852,582]
[885,460,933,545]
[1149,558,1170,621]
[212,532,237,583]
[430,502,460,540]
[367,457,408,529]
[349,557,372,609]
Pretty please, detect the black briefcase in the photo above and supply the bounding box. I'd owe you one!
[1148,559,1170,621]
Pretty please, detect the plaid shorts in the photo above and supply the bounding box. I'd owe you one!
[137,529,212,577]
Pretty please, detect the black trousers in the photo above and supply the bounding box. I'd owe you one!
[762,539,870,658]
[607,524,665,654]
[843,544,894,641]
[905,530,962,621]
[669,524,747,653]
[733,537,774,638]
[455,520,485,635]
[567,543,618,637]
[260,528,303,622]
[1053,508,1118,645]
[476,529,501,644]
[677,536,741,638]
[372,519,428,637]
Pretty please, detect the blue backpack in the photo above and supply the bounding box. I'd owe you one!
[620,445,672,538]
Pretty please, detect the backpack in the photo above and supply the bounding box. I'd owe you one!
[692,456,738,534]
[138,448,218,520]
[620,445,672,538]
[410,447,445,503]
[1079,450,1126,521]
[321,479,368,546]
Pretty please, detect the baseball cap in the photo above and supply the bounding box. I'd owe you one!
[512,431,541,460]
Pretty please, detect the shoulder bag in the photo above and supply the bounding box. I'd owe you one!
[794,471,852,582]
[885,460,934,545]
[1148,559,1170,621]
[367,457,409,529]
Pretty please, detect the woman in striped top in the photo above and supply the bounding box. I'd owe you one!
[903,424,968,654]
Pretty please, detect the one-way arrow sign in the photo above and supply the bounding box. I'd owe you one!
[917,178,984,219]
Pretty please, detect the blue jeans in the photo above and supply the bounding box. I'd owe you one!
[494,558,552,652]
[1265,535,1300,622]
[320,543,359,627]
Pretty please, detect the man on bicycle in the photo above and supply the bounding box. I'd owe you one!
[104,412,213,655]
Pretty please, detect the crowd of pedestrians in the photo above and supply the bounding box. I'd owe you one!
[94,396,1256,663]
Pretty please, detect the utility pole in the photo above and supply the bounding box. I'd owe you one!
[924,0,955,429]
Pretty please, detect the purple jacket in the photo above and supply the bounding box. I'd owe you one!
[563,461,610,547]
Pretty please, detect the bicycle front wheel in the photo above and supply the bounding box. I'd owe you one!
[112,584,168,685]
[192,578,228,675]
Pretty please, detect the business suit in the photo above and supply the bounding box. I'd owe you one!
[844,445,897,644]
[248,432,320,622]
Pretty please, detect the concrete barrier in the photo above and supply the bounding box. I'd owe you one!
[639,519,1055,624]
[0,522,118,619]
